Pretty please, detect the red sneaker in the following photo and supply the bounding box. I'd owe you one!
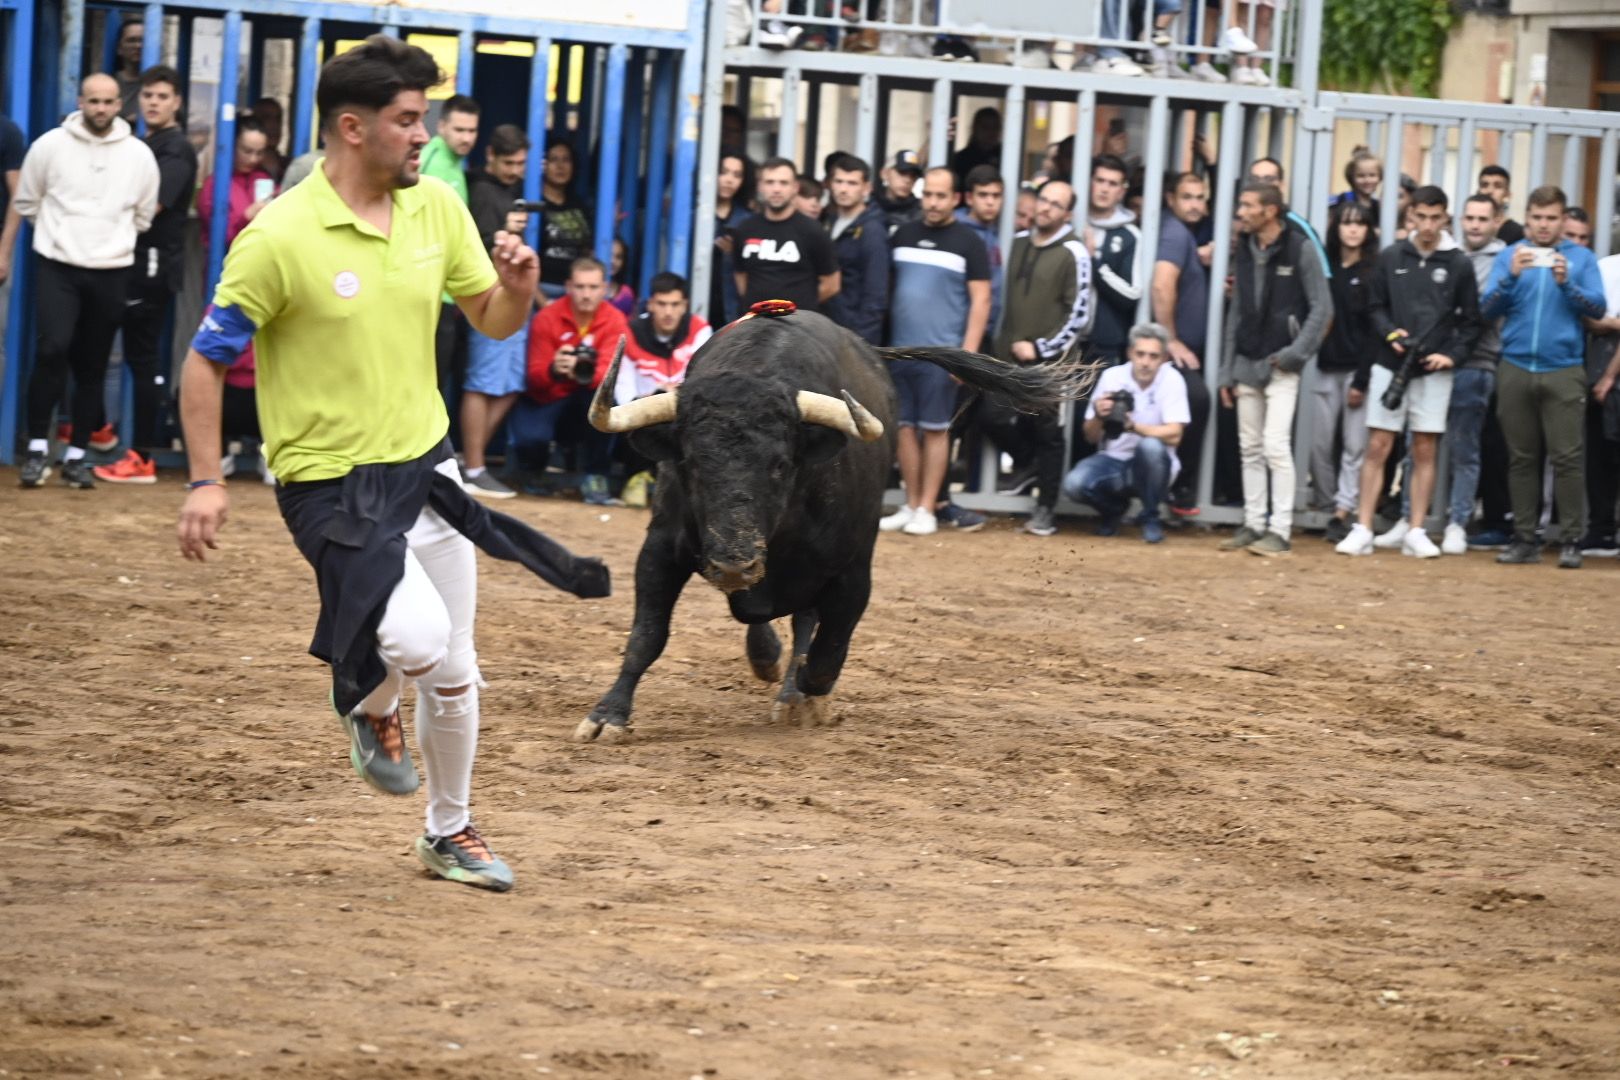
[88,424,121,453]
[93,449,157,485]
[55,422,72,444]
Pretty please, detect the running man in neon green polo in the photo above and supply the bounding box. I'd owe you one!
[175,36,563,892]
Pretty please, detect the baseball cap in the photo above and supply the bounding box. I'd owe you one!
[890,150,922,176]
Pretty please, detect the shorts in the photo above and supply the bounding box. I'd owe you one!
[887,357,957,431]
[1366,364,1453,435]
[462,325,530,396]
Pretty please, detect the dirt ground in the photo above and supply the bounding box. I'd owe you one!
[2,474,1618,1080]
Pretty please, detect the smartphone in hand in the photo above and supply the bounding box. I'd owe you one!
[252,177,275,203]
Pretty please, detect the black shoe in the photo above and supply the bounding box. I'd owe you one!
[1558,543,1582,569]
[60,458,96,489]
[1576,532,1619,557]
[1168,487,1200,518]
[1322,516,1351,544]
[1495,540,1542,565]
[19,450,51,488]
[997,467,1038,496]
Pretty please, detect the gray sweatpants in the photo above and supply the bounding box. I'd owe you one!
[1306,368,1368,514]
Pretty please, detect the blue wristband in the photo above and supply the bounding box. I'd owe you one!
[188,478,226,490]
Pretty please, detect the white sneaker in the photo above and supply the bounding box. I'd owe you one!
[879,505,916,532]
[1221,26,1260,54]
[1190,61,1225,83]
[220,452,237,479]
[1402,528,1441,559]
[1093,55,1145,76]
[1248,66,1272,86]
[1147,47,1186,78]
[1015,45,1054,69]
[1334,523,1375,556]
[1231,65,1258,85]
[1441,523,1469,556]
[902,509,938,536]
[1373,520,1410,548]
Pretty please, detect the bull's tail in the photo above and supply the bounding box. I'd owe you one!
[876,346,1104,413]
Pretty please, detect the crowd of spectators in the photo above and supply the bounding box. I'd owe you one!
[4,59,1619,568]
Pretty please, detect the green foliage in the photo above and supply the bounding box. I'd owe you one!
[1320,0,1457,97]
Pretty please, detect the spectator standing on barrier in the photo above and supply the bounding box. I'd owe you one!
[1478,165,1525,246]
[539,141,592,301]
[113,20,143,123]
[1583,250,1620,558]
[880,166,991,538]
[710,149,753,326]
[1152,170,1218,515]
[988,179,1091,538]
[95,65,200,486]
[1312,202,1377,544]
[458,123,533,500]
[515,256,627,505]
[1482,185,1608,568]
[1336,186,1480,559]
[1331,150,1384,216]
[949,108,1002,190]
[821,154,889,345]
[954,164,1005,332]
[1085,154,1142,369]
[876,150,922,234]
[1218,183,1331,556]
[1442,193,1508,553]
[0,109,24,399]
[14,74,158,490]
[1062,323,1190,542]
[735,157,839,313]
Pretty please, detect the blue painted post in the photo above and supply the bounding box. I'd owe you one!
[59,0,85,120]
[593,44,627,267]
[665,0,707,282]
[292,16,320,157]
[206,9,243,301]
[615,48,645,255]
[1,0,38,464]
[524,38,551,253]
[456,31,475,96]
[638,50,675,296]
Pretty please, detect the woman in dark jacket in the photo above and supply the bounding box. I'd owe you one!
[1314,201,1380,541]
[708,149,754,326]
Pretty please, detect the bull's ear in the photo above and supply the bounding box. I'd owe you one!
[628,424,681,462]
[799,424,848,465]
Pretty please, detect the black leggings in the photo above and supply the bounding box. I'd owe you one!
[27,256,128,448]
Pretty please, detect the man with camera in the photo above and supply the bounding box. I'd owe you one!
[1481,184,1608,567]
[1336,186,1480,558]
[513,255,628,504]
[1061,323,1190,543]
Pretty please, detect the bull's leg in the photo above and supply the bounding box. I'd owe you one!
[770,609,824,727]
[745,623,784,683]
[574,538,690,745]
[775,568,871,729]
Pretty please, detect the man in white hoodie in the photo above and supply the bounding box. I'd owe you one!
[13,74,158,489]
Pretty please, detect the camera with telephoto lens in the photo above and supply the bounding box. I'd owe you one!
[1100,389,1135,439]
[571,343,598,384]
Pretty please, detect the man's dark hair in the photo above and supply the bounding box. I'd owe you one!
[1252,156,1285,182]
[964,164,1002,192]
[488,124,529,157]
[1240,181,1285,215]
[1464,192,1499,215]
[1091,153,1128,181]
[1478,164,1511,187]
[317,34,443,130]
[569,255,608,280]
[118,19,141,43]
[1564,205,1590,224]
[1166,170,1204,196]
[1035,177,1075,211]
[648,271,690,299]
[139,64,182,93]
[1409,184,1448,210]
[442,93,481,118]
[1527,184,1567,211]
[798,175,824,200]
[830,153,872,183]
[759,155,798,177]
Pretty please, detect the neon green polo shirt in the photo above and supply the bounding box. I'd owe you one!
[211,161,497,482]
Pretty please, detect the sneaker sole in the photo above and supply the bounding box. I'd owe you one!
[1247,546,1291,557]
[19,469,52,488]
[95,473,158,485]
[1580,547,1620,557]
[339,712,420,796]
[1335,545,1375,556]
[414,836,513,892]
[464,484,517,499]
[945,521,987,533]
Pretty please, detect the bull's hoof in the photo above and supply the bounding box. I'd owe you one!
[573,717,633,744]
[597,723,633,745]
[752,656,787,684]
[771,694,836,729]
[572,718,604,743]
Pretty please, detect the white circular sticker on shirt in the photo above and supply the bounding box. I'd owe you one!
[333,271,360,299]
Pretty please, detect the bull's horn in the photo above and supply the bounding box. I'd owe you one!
[796,390,885,442]
[588,335,680,432]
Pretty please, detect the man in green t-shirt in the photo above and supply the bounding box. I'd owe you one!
[176,38,546,892]
[418,93,478,204]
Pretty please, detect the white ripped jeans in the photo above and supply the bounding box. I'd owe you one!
[358,460,481,838]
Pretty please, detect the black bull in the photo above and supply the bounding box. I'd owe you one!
[572,310,1092,744]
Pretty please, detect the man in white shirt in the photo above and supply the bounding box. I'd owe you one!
[1060,322,1190,543]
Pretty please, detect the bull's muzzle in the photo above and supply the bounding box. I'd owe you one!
[703,556,766,594]
[587,335,885,440]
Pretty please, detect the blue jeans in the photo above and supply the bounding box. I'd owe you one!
[1099,0,1182,58]
[1060,437,1173,520]
[1445,368,1495,527]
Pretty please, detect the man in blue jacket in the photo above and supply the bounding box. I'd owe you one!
[1482,184,1608,568]
[821,154,890,345]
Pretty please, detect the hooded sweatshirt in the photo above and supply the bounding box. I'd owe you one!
[994,223,1091,363]
[1367,232,1481,377]
[1481,238,1608,373]
[1463,237,1506,371]
[1088,204,1141,355]
[13,111,159,269]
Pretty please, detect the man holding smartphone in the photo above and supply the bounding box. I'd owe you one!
[1481,185,1608,568]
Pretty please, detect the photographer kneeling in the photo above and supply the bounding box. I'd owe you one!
[1060,323,1190,543]
[510,256,628,504]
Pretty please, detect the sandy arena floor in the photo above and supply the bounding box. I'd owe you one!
[2,474,1617,1079]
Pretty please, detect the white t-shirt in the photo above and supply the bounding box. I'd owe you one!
[1084,360,1192,477]
[1598,253,1620,318]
